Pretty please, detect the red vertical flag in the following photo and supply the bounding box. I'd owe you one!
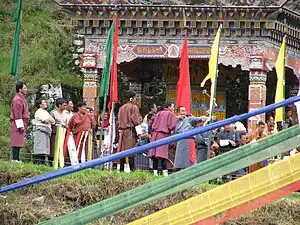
[108,16,119,110]
[176,37,191,115]
[176,37,196,164]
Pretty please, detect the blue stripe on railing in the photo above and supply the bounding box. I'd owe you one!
[1,95,300,193]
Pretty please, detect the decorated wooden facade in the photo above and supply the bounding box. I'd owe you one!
[57,0,300,128]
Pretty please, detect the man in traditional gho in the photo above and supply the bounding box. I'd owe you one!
[174,106,202,169]
[68,102,93,162]
[87,107,98,159]
[98,111,109,135]
[230,132,248,180]
[50,98,67,126]
[194,116,211,164]
[138,113,153,146]
[143,103,157,124]
[285,108,294,128]
[248,121,269,173]
[49,98,67,164]
[217,124,240,154]
[10,81,30,163]
[65,99,74,126]
[33,99,55,164]
[117,92,141,172]
[148,101,177,176]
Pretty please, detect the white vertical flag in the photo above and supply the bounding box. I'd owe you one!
[104,105,116,155]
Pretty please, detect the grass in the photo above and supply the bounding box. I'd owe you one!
[284,192,300,201]
[0,160,159,184]
[0,160,217,225]
[0,160,299,225]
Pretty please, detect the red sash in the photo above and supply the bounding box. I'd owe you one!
[63,129,71,157]
[75,131,82,148]
[189,139,197,164]
[76,132,84,161]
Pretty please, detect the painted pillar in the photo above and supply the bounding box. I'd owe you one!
[248,54,268,133]
[83,69,100,115]
[288,83,299,124]
[80,53,99,116]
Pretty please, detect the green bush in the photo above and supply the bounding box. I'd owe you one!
[0,136,10,160]
[21,140,33,162]
[0,136,32,162]
[0,118,10,137]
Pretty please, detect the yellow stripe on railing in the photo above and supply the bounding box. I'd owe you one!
[128,153,300,225]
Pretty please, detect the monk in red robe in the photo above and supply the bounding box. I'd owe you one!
[10,81,30,163]
[117,92,141,172]
[148,101,176,176]
[68,102,93,162]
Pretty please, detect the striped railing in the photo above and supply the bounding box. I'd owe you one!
[1,95,300,194]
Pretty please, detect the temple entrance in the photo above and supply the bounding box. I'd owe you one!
[118,58,249,119]
[220,65,249,119]
[266,67,299,122]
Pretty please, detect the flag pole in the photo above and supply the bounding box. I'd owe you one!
[98,84,109,158]
[282,35,286,130]
[206,24,222,160]
[109,102,115,172]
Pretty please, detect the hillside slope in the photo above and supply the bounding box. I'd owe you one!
[0,0,82,110]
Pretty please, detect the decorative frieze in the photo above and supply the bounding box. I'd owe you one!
[80,53,97,69]
[249,71,267,84]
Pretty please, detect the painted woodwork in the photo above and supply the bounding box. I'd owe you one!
[248,54,268,132]
[60,1,300,119]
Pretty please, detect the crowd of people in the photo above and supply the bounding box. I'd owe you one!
[9,81,299,180]
[107,91,298,178]
[10,81,98,165]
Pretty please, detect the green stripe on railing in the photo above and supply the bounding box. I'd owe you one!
[127,131,300,209]
[39,125,300,225]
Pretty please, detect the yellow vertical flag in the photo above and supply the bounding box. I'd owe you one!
[275,36,286,123]
[201,26,221,123]
[200,26,221,88]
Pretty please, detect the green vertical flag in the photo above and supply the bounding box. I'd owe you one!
[98,20,115,99]
[9,0,22,80]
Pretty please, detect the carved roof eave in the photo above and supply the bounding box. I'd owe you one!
[57,3,300,20]
[281,7,300,20]
[58,3,281,10]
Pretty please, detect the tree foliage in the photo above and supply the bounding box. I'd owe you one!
[0,0,82,109]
